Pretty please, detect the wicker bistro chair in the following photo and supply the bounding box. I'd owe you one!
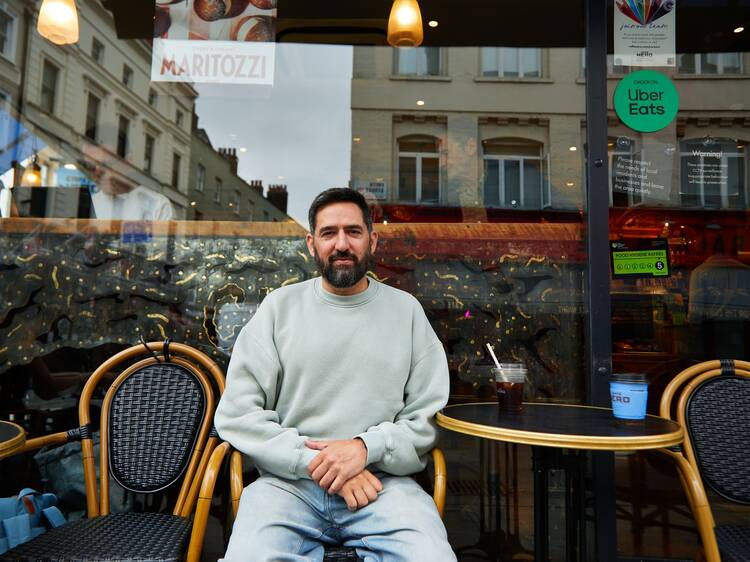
[211,447,448,562]
[655,359,750,562]
[0,341,231,562]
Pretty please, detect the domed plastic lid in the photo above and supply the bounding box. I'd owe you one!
[610,372,648,384]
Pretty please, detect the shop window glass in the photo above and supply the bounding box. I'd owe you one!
[397,135,440,203]
[482,48,541,77]
[40,60,59,114]
[395,47,441,76]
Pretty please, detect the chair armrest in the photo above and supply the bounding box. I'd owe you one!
[431,448,447,519]
[186,441,232,562]
[653,447,720,562]
[18,431,70,455]
[229,450,243,520]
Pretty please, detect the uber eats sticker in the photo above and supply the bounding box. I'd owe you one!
[614,70,679,132]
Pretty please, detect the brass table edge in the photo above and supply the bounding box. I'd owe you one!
[0,421,26,459]
[436,410,684,451]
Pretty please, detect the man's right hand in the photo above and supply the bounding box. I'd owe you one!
[337,469,383,511]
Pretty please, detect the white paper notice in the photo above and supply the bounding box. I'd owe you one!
[614,0,676,67]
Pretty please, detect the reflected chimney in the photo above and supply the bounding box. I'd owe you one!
[218,147,238,175]
[266,184,288,214]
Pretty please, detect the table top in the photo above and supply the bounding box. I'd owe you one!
[0,420,25,459]
[437,403,683,451]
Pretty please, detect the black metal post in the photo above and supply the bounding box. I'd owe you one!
[585,1,618,561]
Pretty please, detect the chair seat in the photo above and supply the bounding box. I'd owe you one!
[1,512,192,562]
[716,525,750,562]
[323,546,364,561]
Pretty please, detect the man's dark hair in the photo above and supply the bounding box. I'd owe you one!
[308,188,373,234]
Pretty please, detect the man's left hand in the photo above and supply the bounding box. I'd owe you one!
[306,438,368,493]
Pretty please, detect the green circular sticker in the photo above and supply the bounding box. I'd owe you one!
[614,70,679,133]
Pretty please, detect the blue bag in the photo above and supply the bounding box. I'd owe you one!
[0,488,66,554]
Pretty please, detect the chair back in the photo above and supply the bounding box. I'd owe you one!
[660,359,750,505]
[78,341,225,518]
[107,361,206,493]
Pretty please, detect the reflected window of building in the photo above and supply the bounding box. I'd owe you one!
[394,47,441,77]
[482,138,543,209]
[176,109,184,128]
[482,48,541,78]
[122,64,133,88]
[0,6,16,61]
[397,135,440,204]
[233,190,240,215]
[144,134,155,175]
[609,136,644,207]
[148,88,157,107]
[117,115,130,158]
[40,60,59,114]
[214,177,222,202]
[680,137,747,209]
[678,53,743,75]
[91,37,104,64]
[84,93,100,141]
[172,152,181,189]
[196,164,205,192]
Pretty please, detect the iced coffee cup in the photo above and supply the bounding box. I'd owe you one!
[493,363,527,413]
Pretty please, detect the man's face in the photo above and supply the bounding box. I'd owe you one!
[306,202,378,290]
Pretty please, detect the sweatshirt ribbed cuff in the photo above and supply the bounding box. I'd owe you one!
[356,430,386,465]
[294,446,319,479]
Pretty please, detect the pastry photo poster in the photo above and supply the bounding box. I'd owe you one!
[151,0,277,85]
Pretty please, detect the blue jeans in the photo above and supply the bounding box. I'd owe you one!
[222,473,456,562]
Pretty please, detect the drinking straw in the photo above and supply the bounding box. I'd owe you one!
[485,343,501,369]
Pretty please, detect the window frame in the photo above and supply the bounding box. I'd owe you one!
[483,153,544,209]
[116,114,130,158]
[393,47,443,77]
[144,133,155,175]
[0,5,17,62]
[172,152,182,189]
[196,164,205,192]
[122,64,134,89]
[40,59,60,115]
[678,52,744,75]
[214,177,222,203]
[84,92,101,141]
[481,47,542,78]
[396,137,442,204]
[91,37,104,64]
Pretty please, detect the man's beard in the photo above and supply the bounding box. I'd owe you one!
[315,248,371,288]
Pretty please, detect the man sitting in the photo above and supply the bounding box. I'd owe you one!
[215,188,456,561]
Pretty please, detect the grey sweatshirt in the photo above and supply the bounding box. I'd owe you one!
[214,277,450,480]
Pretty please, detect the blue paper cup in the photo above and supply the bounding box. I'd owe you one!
[609,373,648,420]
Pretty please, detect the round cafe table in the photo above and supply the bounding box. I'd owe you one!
[437,403,684,561]
[0,420,26,460]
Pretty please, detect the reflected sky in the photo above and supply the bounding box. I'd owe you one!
[195,44,353,226]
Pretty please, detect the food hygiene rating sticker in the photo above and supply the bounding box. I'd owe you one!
[610,239,670,279]
[614,70,679,132]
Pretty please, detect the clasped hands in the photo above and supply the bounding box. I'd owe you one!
[306,438,383,511]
